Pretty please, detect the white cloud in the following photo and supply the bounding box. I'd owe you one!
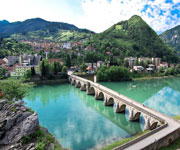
[75,0,180,33]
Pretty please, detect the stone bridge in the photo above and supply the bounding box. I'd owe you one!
[69,75,180,150]
[69,75,163,131]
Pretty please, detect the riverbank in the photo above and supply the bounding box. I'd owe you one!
[29,79,68,85]
[132,75,180,81]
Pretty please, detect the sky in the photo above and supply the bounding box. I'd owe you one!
[0,0,180,34]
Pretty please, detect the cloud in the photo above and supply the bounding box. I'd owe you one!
[76,0,180,33]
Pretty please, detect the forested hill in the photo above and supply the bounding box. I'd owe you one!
[85,15,179,63]
[160,25,180,53]
[0,18,93,35]
[0,18,94,42]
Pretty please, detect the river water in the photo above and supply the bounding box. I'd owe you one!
[24,77,180,149]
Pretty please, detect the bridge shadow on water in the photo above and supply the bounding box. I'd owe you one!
[72,86,143,136]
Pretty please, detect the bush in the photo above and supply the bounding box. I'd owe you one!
[0,79,33,101]
[165,67,175,76]
[97,66,131,82]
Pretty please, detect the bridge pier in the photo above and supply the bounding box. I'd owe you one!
[86,86,95,95]
[104,96,114,106]
[71,80,76,85]
[128,107,141,121]
[143,115,159,130]
[75,82,81,88]
[95,92,104,100]
[114,102,126,113]
[80,84,86,91]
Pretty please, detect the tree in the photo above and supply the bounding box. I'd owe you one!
[25,70,32,80]
[0,67,6,79]
[0,79,33,101]
[124,60,129,68]
[80,64,87,72]
[66,55,71,68]
[62,66,67,74]
[40,59,50,76]
[96,66,131,82]
[135,59,139,66]
[31,66,36,76]
[159,67,165,74]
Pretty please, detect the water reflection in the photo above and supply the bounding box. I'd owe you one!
[24,84,142,150]
[73,87,142,136]
[144,86,180,116]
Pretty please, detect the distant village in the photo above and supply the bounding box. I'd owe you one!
[0,49,176,78]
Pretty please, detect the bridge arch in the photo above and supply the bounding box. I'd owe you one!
[104,97,114,106]
[95,91,105,100]
[114,102,126,113]
[87,86,95,95]
[75,81,81,88]
[98,92,105,100]
[80,83,86,91]
[128,107,141,121]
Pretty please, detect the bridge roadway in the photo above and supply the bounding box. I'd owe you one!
[69,75,180,150]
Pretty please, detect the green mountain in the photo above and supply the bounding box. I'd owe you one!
[160,25,180,52]
[85,15,179,63]
[0,18,93,42]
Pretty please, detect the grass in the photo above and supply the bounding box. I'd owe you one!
[173,115,180,120]
[101,130,150,150]
[21,127,63,150]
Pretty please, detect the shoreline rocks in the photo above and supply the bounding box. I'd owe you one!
[0,100,63,150]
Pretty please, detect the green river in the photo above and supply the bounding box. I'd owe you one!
[24,77,180,150]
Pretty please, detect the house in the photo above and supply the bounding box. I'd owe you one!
[93,63,97,69]
[146,68,153,74]
[148,64,155,70]
[125,57,137,68]
[20,55,42,66]
[7,56,19,66]
[10,65,40,77]
[97,61,105,68]
[138,57,151,63]
[85,63,93,68]
[10,55,42,77]
[133,66,144,72]
[152,58,161,66]
[160,62,168,69]
[3,58,8,64]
